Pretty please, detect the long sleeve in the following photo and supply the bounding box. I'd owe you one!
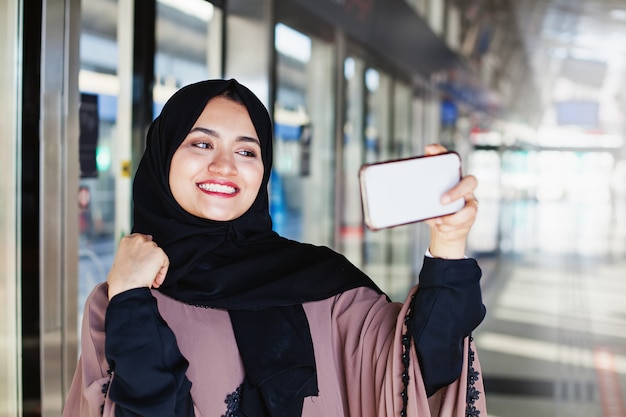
[104,288,195,417]
[410,257,486,397]
[62,283,197,417]
[324,257,486,417]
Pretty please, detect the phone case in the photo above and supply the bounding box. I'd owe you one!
[359,152,465,230]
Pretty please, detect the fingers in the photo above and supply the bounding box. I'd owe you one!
[422,144,478,212]
[434,199,477,229]
[437,174,479,225]
[422,145,479,258]
[426,198,477,259]
[424,143,448,156]
[152,256,170,289]
[107,233,170,299]
[442,174,478,204]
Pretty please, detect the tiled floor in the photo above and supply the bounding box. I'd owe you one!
[473,198,626,417]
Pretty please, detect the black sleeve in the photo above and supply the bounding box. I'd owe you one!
[104,288,194,417]
[409,256,486,397]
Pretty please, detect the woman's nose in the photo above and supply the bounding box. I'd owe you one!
[208,151,236,175]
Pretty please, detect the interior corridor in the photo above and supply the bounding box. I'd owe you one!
[473,191,626,417]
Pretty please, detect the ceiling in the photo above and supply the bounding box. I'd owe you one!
[514,0,626,66]
[80,0,626,146]
[508,0,626,135]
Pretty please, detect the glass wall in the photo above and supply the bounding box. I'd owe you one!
[7,0,467,410]
[74,0,448,345]
[495,149,622,257]
[340,56,366,266]
[77,0,223,339]
[340,55,424,299]
[467,149,501,255]
[78,0,121,339]
[272,23,335,246]
[362,67,392,285]
[154,0,221,111]
[387,81,415,300]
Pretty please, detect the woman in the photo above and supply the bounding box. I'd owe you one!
[64,79,486,417]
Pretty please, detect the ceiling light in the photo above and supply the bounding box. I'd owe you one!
[157,0,214,21]
[275,23,311,63]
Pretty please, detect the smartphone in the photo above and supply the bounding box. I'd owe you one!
[359,151,465,230]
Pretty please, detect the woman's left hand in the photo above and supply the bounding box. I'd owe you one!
[424,144,479,259]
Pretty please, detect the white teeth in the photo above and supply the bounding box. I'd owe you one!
[198,183,237,194]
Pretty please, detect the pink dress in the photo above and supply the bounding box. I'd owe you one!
[63,282,486,417]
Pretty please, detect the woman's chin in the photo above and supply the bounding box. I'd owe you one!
[197,209,241,222]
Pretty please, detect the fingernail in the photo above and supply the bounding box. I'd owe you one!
[441,195,451,204]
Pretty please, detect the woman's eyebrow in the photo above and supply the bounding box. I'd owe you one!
[238,136,261,147]
[190,127,218,137]
[190,127,260,147]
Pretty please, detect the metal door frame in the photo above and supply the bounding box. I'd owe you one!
[0,0,23,415]
[38,0,80,414]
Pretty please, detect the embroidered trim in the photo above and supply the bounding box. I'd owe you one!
[400,294,415,417]
[402,301,482,417]
[465,335,481,417]
[100,368,113,416]
[222,385,243,417]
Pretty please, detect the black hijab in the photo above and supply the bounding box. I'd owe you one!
[132,79,382,417]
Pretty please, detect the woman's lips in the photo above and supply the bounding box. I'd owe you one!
[197,181,239,196]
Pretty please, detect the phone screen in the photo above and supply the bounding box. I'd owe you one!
[359,152,465,230]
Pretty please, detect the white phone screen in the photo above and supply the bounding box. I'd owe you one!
[359,152,465,230]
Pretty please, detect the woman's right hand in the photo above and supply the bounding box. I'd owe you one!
[107,233,170,300]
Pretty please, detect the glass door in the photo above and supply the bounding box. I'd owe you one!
[339,55,420,298]
[78,0,122,341]
[387,80,415,300]
[77,0,223,342]
[340,56,366,266]
[272,23,336,246]
[154,0,222,110]
[362,67,392,286]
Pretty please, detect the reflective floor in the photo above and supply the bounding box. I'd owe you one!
[473,196,626,417]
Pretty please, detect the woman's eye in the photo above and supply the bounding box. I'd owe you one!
[238,150,257,158]
[193,142,212,149]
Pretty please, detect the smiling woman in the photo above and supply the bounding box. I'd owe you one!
[63,78,486,417]
[169,94,264,222]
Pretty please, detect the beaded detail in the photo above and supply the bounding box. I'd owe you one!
[402,300,482,417]
[399,294,416,417]
[100,368,113,416]
[465,336,481,417]
[222,385,243,417]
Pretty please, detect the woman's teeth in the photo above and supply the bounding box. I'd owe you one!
[198,183,236,194]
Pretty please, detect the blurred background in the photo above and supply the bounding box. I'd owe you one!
[1,0,625,416]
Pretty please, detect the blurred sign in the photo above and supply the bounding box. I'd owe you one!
[121,160,132,178]
[79,93,99,178]
[441,99,458,126]
[555,100,599,128]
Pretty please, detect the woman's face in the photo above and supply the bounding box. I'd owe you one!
[169,96,264,221]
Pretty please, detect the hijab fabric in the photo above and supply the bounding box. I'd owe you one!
[132,79,382,417]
